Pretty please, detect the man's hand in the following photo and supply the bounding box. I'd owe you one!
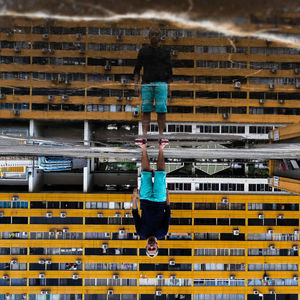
[134,84,140,97]
[166,188,170,205]
[132,188,139,209]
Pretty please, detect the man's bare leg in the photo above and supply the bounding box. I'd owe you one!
[142,112,151,135]
[135,139,151,172]
[157,113,166,135]
[157,139,169,171]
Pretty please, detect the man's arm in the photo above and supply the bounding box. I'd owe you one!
[131,188,142,234]
[133,49,143,96]
[159,189,171,238]
[166,50,173,98]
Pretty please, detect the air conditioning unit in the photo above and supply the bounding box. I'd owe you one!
[121,78,127,86]
[75,33,82,40]
[113,274,119,280]
[168,97,174,103]
[76,259,82,264]
[253,290,259,295]
[157,274,163,279]
[57,230,63,236]
[293,275,298,281]
[222,112,229,119]
[269,244,275,250]
[267,229,274,234]
[115,248,121,255]
[156,290,162,296]
[119,229,125,235]
[269,83,275,89]
[60,212,67,218]
[234,81,241,89]
[72,274,79,280]
[277,214,284,219]
[42,48,48,54]
[269,290,276,295]
[42,34,49,39]
[258,213,264,219]
[104,61,111,71]
[270,67,277,74]
[104,232,110,238]
[293,245,299,251]
[40,291,46,295]
[115,212,121,217]
[0,94,6,100]
[38,259,45,264]
[46,212,52,218]
[279,99,285,104]
[39,273,45,279]
[48,95,54,101]
[14,47,21,53]
[172,33,179,41]
[42,290,50,295]
[2,275,9,280]
[161,35,166,41]
[116,34,123,41]
[233,229,239,236]
[107,289,114,295]
[169,259,175,266]
[48,48,55,54]
[0,212,4,217]
[63,228,69,233]
[11,259,17,264]
[13,109,20,116]
[133,110,139,117]
[5,294,11,300]
[102,243,108,250]
[296,82,300,89]
[170,275,176,279]
[12,195,19,201]
[79,48,85,54]
[222,197,228,204]
[62,95,69,101]
[49,231,55,238]
[294,230,299,234]
[264,276,270,281]
[124,213,131,218]
[45,260,52,264]
[65,80,71,85]
[22,294,26,300]
[259,99,264,105]
[97,212,103,218]
[171,50,178,56]
[117,96,123,102]
[230,275,236,280]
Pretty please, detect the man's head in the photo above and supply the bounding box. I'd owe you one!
[146,236,158,258]
[148,28,161,47]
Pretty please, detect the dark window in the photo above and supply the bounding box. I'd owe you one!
[12,217,28,224]
[30,217,83,224]
[194,218,216,225]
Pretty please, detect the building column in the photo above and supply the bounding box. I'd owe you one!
[83,121,92,192]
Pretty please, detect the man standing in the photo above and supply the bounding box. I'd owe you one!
[131,138,171,257]
[134,28,173,135]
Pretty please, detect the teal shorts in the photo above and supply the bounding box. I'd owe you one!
[141,82,168,113]
[139,171,167,202]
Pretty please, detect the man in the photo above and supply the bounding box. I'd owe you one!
[134,28,173,135]
[131,138,171,257]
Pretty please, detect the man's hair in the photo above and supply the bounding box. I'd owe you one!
[146,247,159,258]
[149,27,161,35]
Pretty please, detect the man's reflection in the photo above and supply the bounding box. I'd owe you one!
[131,138,171,257]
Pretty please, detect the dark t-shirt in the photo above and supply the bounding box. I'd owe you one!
[132,199,171,240]
[133,45,173,84]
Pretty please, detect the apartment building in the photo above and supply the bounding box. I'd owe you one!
[0,13,299,300]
